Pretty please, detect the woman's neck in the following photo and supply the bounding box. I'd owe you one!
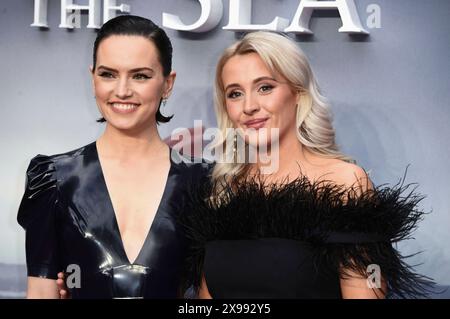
[97,124,167,159]
[252,132,309,181]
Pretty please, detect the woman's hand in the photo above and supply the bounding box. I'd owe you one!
[56,272,71,299]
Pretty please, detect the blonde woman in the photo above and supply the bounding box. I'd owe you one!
[180,31,433,299]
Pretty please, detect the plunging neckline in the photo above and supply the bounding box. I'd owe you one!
[94,141,173,265]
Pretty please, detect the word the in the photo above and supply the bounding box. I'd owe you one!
[31,0,381,34]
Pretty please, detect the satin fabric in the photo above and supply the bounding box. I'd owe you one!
[18,141,205,298]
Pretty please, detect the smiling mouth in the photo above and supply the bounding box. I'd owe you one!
[244,118,269,129]
[108,102,140,114]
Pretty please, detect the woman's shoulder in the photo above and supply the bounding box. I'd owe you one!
[314,158,372,192]
[31,142,96,164]
[24,142,98,187]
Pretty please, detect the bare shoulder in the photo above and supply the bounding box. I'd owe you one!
[315,159,373,192]
[328,160,373,192]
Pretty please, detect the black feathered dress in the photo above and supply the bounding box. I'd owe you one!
[179,166,434,299]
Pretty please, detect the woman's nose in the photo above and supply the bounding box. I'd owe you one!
[115,78,133,98]
[243,94,260,115]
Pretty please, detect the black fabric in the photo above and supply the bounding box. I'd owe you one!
[17,142,208,299]
[204,238,341,299]
[179,173,435,299]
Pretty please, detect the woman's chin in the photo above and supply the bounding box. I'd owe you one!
[244,137,277,151]
[105,118,143,132]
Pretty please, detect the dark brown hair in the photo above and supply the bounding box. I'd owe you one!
[93,15,173,124]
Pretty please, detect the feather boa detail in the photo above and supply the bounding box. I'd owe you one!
[179,169,435,298]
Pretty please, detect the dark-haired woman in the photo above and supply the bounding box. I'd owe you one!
[17,15,203,299]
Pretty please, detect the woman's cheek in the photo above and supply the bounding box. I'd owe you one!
[226,105,239,124]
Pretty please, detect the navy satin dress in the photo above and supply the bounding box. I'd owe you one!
[17,142,206,299]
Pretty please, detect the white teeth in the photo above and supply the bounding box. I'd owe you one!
[112,103,138,110]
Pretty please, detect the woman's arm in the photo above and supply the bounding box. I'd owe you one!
[18,156,61,299]
[26,276,59,299]
[340,269,387,299]
[198,275,212,299]
[335,164,387,298]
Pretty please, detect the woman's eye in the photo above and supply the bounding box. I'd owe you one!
[227,91,243,99]
[258,85,274,93]
[99,72,114,78]
[133,73,151,80]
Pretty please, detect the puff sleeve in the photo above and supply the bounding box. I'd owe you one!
[17,155,61,279]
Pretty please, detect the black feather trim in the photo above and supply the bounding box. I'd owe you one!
[178,169,436,298]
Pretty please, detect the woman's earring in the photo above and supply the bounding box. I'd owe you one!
[233,132,237,163]
[162,98,168,107]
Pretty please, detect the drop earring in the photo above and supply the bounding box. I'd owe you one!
[162,97,168,107]
[233,132,237,163]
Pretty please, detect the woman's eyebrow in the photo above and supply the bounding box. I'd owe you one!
[224,76,277,91]
[96,65,117,72]
[128,67,154,73]
[253,76,277,83]
[96,65,154,73]
[224,83,240,91]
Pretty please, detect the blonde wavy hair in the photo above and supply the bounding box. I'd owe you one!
[212,31,353,194]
